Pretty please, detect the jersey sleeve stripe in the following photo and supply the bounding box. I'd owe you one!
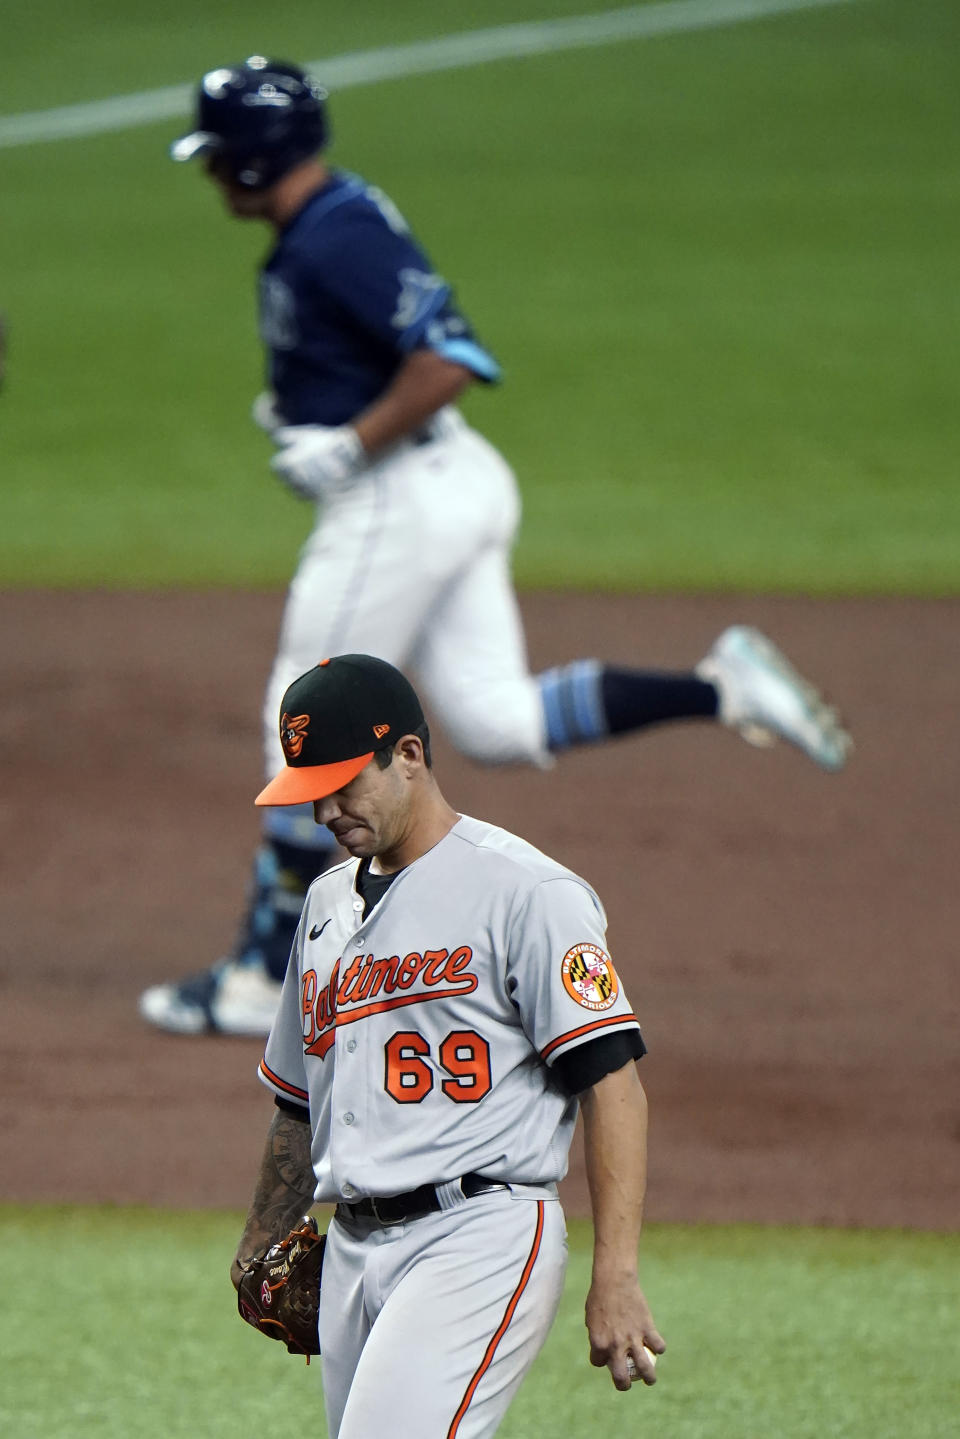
[540,1012,640,1062]
[432,337,501,382]
[258,1058,309,1104]
[446,1200,545,1439]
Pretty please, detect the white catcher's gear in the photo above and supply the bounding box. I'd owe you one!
[271,423,366,501]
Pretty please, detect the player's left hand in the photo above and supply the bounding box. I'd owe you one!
[271,423,366,501]
[585,1273,665,1391]
[251,390,286,437]
[235,1215,326,1359]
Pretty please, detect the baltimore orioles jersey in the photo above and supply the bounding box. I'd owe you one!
[258,814,645,1202]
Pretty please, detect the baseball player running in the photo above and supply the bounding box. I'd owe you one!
[140,57,851,1038]
[232,653,664,1437]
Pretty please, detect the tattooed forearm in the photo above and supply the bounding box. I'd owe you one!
[233,1110,316,1281]
[270,1108,315,1193]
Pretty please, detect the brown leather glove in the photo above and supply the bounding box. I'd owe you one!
[236,1216,326,1359]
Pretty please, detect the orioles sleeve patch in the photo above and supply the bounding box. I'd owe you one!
[560,942,619,1012]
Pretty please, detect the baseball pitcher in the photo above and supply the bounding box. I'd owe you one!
[232,654,665,1437]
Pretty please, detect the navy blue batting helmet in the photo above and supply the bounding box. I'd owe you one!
[171,56,328,190]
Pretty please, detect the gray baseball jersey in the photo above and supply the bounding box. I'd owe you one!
[259,814,643,1202]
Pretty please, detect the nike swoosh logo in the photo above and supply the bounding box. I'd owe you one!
[308,918,332,941]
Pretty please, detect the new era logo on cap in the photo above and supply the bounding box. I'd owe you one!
[255,655,424,807]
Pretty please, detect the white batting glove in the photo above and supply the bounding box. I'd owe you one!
[270,424,366,501]
[251,390,286,437]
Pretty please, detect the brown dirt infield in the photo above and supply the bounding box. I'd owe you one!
[0,590,956,1228]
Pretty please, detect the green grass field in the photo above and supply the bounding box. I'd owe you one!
[2,0,958,592]
[1,1207,956,1438]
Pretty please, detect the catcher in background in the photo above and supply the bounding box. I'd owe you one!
[142,56,851,1040]
[232,653,664,1436]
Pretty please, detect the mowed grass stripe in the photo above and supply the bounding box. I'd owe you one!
[0,0,858,148]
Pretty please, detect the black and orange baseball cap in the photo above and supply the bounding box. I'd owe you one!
[255,654,425,806]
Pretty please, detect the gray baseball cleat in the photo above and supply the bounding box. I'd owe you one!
[696,625,852,771]
[138,955,282,1036]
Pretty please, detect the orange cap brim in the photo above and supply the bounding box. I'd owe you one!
[254,752,374,806]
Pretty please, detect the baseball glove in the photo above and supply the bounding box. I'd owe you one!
[236,1216,326,1360]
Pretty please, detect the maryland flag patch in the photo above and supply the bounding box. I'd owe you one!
[561,942,619,1012]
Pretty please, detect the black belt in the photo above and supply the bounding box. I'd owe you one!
[336,1173,505,1226]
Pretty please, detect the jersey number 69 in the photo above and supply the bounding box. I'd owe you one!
[384,1029,491,1104]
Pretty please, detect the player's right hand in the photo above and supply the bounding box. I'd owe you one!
[271,423,366,502]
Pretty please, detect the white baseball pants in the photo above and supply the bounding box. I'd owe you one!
[318,1190,568,1439]
[262,410,550,780]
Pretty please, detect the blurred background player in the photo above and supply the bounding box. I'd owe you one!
[139,56,851,1037]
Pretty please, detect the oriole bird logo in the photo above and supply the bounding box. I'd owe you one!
[281,712,310,758]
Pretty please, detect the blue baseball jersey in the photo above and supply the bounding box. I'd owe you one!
[259,170,501,426]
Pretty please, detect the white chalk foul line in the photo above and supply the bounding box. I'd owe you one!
[0,0,856,150]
